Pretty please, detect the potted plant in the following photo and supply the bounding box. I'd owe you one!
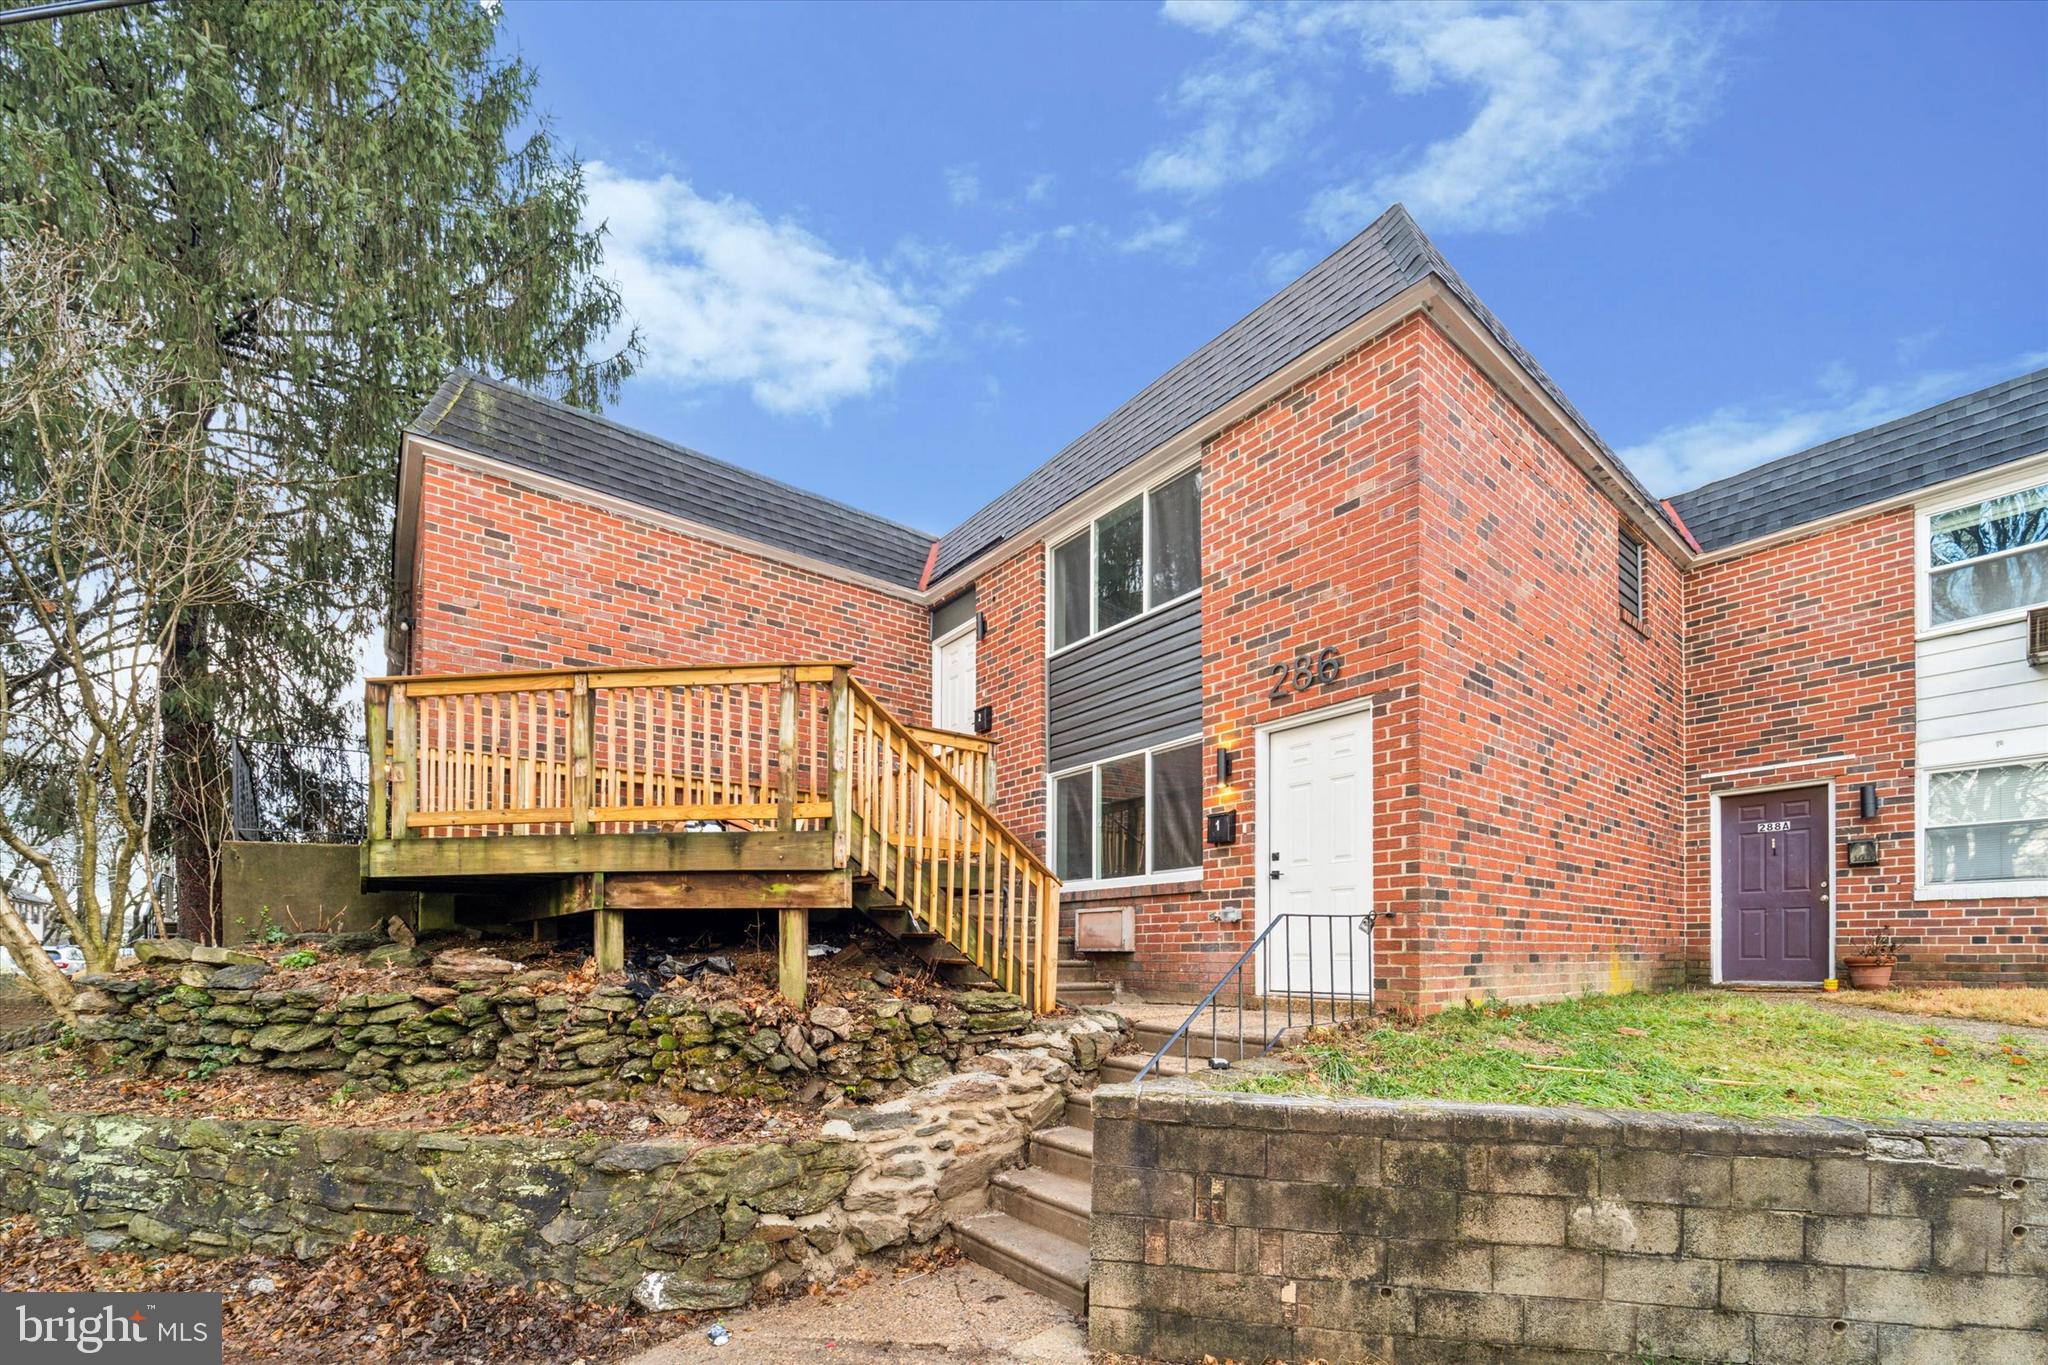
[1842,926,1902,990]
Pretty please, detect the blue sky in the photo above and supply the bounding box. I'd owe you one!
[494,0,2048,535]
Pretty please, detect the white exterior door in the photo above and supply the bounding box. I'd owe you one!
[1259,706,1372,998]
[933,626,977,733]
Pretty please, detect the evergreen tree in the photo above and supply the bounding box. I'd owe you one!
[0,0,639,936]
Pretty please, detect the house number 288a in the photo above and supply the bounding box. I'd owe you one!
[1266,646,1343,702]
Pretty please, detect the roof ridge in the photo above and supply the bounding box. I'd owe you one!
[429,369,938,542]
[931,203,1441,572]
[1671,367,2048,503]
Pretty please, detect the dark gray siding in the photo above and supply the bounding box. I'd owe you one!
[1048,594,1201,771]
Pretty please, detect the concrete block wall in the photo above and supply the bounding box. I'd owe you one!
[1089,1084,2048,1364]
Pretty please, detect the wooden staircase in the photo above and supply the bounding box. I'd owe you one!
[361,663,1060,1011]
[956,1005,1292,1316]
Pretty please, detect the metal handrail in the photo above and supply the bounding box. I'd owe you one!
[1130,910,1385,1092]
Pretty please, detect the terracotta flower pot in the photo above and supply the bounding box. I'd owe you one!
[1842,956,1895,990]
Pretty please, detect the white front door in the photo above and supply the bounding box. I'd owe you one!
[933,625,976,732]
[1259,706,1372,998]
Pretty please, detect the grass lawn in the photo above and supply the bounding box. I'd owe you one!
[1233,990,2048,1123]
[1830,986,2048,1031]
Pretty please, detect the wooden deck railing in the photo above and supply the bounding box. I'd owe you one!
[905,725,996,804]
[365,664,846,840]
[848,679,1058,1013]
[364,664,1056,1011]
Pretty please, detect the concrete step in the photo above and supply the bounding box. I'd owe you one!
[1056,959,1097,983]
[1027,1124,1094,1182]
[991,1165,1091,1244]
[1098,1050,1204,1085]
[1062,1094,1094,1131]
[956,1212,1088,1315]
[1057,982,1115,1005]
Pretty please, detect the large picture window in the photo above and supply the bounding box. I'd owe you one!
[1050,467,1200,650]
[1927,481,2048,626]
[1049,739,1203,884]
[1925,761,2048,884]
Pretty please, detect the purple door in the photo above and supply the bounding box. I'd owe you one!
[1719,786,1831,983]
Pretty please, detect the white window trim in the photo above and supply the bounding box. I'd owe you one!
[1706,778,1836,986]
[1913,755,2048,900]
[1915,463,2048,641]
[1045,461,1201,657]
[1046,736,1204,891]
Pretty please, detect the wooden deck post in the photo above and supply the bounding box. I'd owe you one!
[365,684,389,842]
[570,674,594,835]
[391,684,415,839]
[777,665,798,829]
[829,667,851,865]
[778,906,807,1006]
[588,875,624,973]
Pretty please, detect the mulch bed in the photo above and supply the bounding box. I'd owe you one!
[0,1218,689,1364]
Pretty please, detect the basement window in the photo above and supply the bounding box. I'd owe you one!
[1618,529,1645,627]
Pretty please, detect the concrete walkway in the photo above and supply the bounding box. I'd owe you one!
[622,1260,1089,1365]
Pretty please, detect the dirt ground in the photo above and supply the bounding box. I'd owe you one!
[0,976,55,1031]
[621,1257,1089,1365]
[0,1219,687,1365]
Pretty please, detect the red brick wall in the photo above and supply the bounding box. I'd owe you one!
[408,456,931,719]
[968,319,1434,1002]
[966,315,1703,1012]
[974,546,1049,853]
[1410,323,1689,1010]
[1684,508,2045,985]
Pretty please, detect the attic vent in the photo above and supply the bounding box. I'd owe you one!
[2029,606,2048,668]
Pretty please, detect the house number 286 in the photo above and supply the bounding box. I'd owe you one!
[1266,646,1343,702]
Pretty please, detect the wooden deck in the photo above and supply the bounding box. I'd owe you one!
[361,663,1056,1010]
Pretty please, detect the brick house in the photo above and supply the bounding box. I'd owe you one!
[386,204,2047,1011]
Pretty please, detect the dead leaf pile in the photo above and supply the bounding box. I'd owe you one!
[0,1219,683,1365]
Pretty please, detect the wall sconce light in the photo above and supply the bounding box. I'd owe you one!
[976,611,988,639]
[1858,783,1880,820]
[1216,746,1234,786]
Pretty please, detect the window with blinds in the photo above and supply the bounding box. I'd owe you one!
[1925,761,2048,884]
[1618,530,1645,626]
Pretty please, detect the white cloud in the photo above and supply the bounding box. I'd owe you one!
[1149,1,1732,235]
[1024,172,1056,204]
[945,164,981,206]
[586,163,935,415]
[1159,0,1247,34]
[1116,216,1202,265]
[1620,350,2048,496]
[892,233,1045,308]
[585,164,1042,417]
[1133,64,1318,196]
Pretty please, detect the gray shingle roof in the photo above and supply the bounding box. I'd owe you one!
[1667,370,2048,553]
[408,371,936,588]
[929,202,1662,580]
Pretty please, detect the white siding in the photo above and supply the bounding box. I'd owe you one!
[1915,619,2048,770]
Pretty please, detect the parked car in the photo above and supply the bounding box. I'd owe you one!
[45,946,85,976]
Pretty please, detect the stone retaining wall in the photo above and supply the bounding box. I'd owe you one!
[71,946,1080,1102]
[0,1036,1113,1309]
[1089,1084,2048,1364]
